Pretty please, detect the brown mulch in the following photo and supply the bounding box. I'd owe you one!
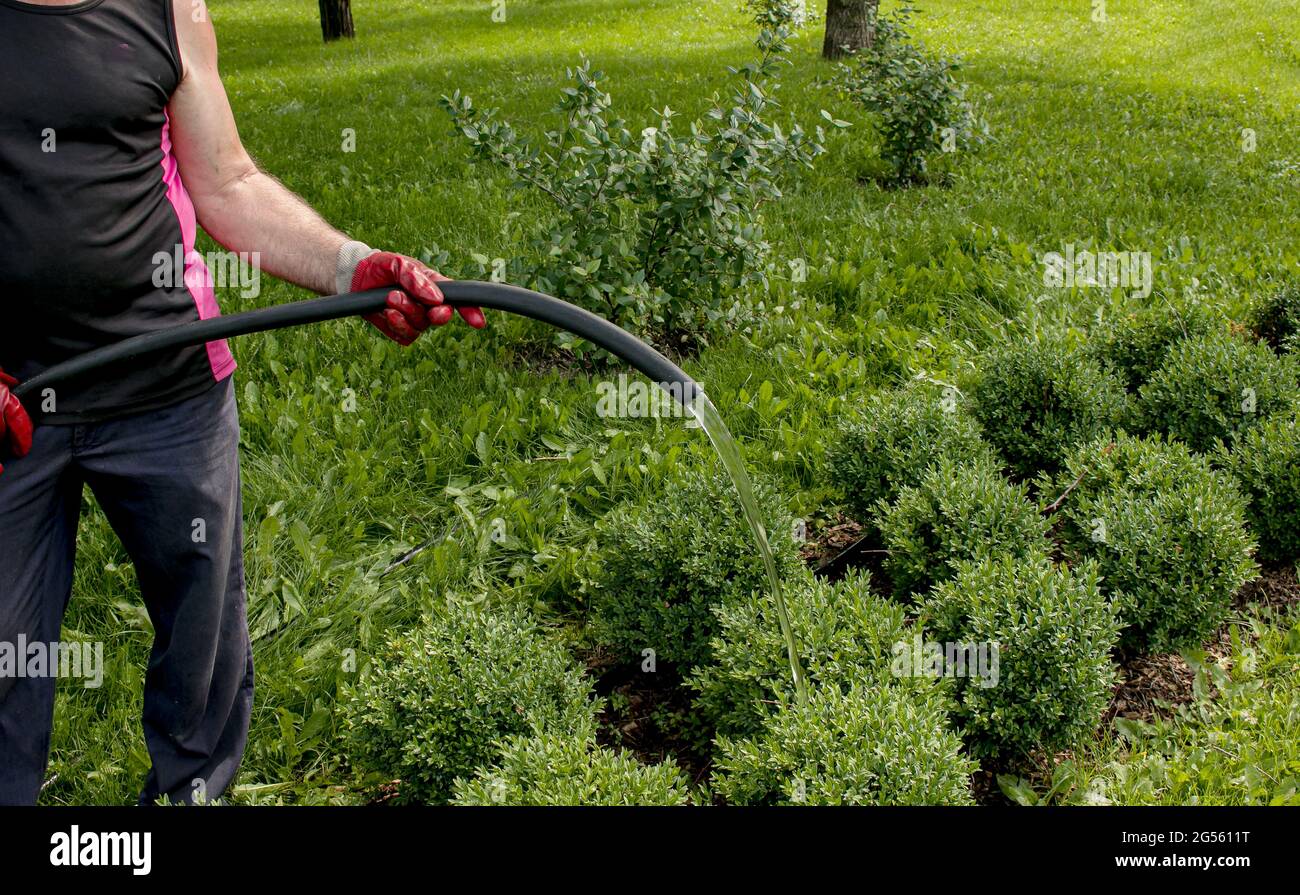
[800,512,898,595]
[1235,563,1300,612]
[970,768,1013,806]
[582,646,714,789]
[1103,564,1298,727]
[798,512,866,568]
[1102,650,1203,727]
[503,338,592,377]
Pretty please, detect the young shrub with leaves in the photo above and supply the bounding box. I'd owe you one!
[1247,284,1300,353]
[1046,433,1258,652]
[588,467,800,669]
[451,731,694,807]
[714,682,975,805]
[691,568,917,737]
[341,602,595,804]
[1217,410,1300,565]
[922,557,1119,760]
[876,458,1051,597]
[969,337,1129,479]
[1086,303,1222,392]
[1137,332,1298,452]
[827,382,994,524]
[439,10,825,345]
[831,6,986,184]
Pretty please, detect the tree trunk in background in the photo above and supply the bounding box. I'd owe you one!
[319,0,355,42]
[822,0,878,59]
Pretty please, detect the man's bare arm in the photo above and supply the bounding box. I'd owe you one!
[168,2,346,295]
[166,2,482,337]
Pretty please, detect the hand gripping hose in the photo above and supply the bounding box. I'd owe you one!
[11,282,701,407]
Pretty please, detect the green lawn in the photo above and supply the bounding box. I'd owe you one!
[45,0,1300,804]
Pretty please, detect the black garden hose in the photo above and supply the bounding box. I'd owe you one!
[12,281,702,407]
[11,279,810,701]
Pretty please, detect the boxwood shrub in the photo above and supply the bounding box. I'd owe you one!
[922,556,1119,760]
[970,338,1128,478]
[1217,410,1300,565]
[713,683,976,806]
[1086,304,1221,391]
[588,467,800,669]
[341,602,595,804]
[827,382,994,523]
[1046,433,1258,652]
[691,568,917,737]
[452,732,694,806]
[1137,332,1298,452]
[876,458,1051,596]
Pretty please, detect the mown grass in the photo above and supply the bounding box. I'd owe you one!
[44,0,1299,804]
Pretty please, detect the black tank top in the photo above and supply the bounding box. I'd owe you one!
[0,0,235,425]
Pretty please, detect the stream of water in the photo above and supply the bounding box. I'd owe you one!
[687,392,810,706]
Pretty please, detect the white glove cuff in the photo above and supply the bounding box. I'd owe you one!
[335,240,375,295]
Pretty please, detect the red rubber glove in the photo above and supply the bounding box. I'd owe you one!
[0,369,33,476]
[353,252,486,346]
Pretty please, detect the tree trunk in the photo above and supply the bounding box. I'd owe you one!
[822,0,878,59]
[319,0,355,42]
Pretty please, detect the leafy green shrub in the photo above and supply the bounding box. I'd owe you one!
[876,458,1051,596]
[714,683,976,805]
[923,557,1119,760]
[1247,285,1300,352]
[341,603,595,804]
[831,6,987,184]
[452,732,694,806]
[691,569,916,736]
[439,11,824,344]
[1046,433,1258,652]
[1086,304,1222,392]
[969,338,1129,479]
[827,382,994,523]
[1217,410,1300,565]
[1137,332,1298,452]
[588,468,800,669]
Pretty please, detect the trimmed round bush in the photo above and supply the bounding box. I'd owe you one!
[1247,285,1300,353]
[923,556,1119,760]
[713,683,976,806]
[1218,410,1300,565]
[589,467,800,669]
[452,732,693,806]
[827,382,994,523]
[970,338,1128,478]
[691,568,916,737]
[876,458,1051,596]
[1046,433,1257,652]
[1137,332,1298,452]
[341,603,595,804]
[1086,304,1221,391]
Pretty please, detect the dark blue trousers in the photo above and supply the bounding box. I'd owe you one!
[0,378,252,805]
